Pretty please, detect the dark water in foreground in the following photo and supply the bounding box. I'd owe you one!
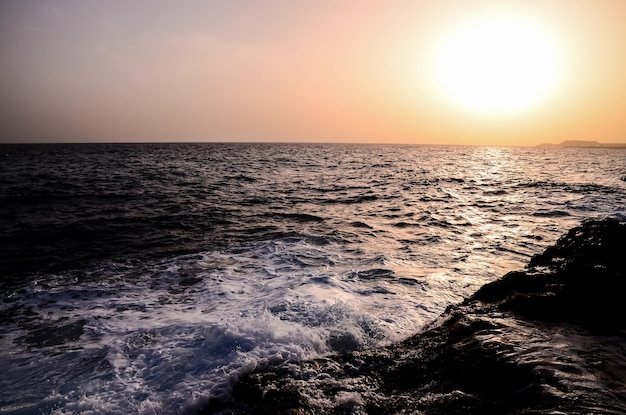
[1,143,625,413]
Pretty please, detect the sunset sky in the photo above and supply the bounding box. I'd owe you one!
[1,0,625,146]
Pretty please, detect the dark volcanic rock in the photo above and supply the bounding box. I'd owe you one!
[476,218,626,331]
[198,219,626,415]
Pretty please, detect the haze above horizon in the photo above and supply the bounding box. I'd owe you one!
[1,1,625,146]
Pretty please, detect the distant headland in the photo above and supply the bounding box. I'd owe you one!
[536,140,626,148]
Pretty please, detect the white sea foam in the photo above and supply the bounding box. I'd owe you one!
[2,238,462,414]
[2,221,623,413]
[1,145,625,414]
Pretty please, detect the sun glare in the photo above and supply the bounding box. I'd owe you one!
[432,13,564,117]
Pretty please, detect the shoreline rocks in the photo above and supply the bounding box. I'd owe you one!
[198,219,626,414]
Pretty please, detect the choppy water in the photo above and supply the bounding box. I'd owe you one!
[1,143,625,414]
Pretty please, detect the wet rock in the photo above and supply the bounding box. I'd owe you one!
[476,218,626,332]
[198,219,626,415]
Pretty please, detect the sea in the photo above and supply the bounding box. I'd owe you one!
[1,143,625,414]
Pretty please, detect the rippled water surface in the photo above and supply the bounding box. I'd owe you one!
[1,143,625,414]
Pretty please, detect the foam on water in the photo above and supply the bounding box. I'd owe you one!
[1,237,461,414]
[1,144,625,414]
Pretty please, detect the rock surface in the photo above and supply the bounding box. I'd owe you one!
[198,219,626,414]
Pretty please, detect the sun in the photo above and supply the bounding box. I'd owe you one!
[432,13,564,117]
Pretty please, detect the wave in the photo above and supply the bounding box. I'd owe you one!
[1,144,625,414]
[201,219,626,415]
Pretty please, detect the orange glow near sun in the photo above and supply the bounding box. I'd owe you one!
[1,2,625,145]
[430,12,566,118]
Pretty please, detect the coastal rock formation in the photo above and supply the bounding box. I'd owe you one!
[536,140,626,148]
[198,219,626,415]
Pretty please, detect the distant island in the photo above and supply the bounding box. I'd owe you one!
[536,140,626,148]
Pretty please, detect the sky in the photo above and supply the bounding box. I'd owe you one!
[1,0,625,146]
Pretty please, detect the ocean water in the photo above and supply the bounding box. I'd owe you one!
[1,143,625,414]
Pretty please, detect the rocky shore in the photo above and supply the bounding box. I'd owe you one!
[198,219,626,414]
